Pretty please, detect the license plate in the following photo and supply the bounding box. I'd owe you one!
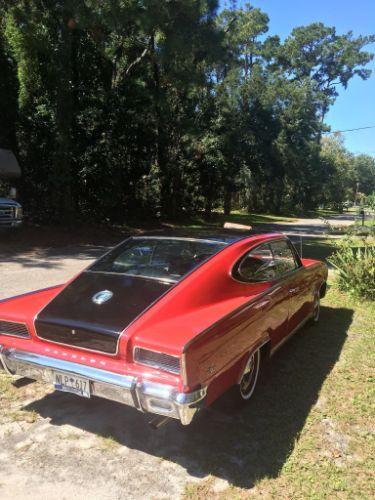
[53,371,90,398]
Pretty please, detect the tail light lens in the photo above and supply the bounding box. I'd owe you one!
[0,320,30,338]
[134,347,180,375]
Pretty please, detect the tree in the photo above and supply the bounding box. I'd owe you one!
[353,154,375,196]
[0,26,17,151]
[279,23,375,122]
[319,135,355,208]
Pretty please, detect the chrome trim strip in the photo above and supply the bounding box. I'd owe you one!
[0,345,206,425]
[1,347,136,388]
[131,236,228,244]
[85,271,177,284]
[180,351,188,386]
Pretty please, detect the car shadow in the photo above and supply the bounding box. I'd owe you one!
[24,304,351,489]
[0,244,110,268]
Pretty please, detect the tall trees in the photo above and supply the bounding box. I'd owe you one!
[0,1,373,221]
[319,135,375,208]
[279,23,375,122]
[0,28,17,151]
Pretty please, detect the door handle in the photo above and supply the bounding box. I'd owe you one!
[289,287,299,294]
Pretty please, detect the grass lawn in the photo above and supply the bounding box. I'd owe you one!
[302,238,337,262]
[184,287,374,499]
[355,219,375,228]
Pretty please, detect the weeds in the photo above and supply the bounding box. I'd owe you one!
[329,236,375,300]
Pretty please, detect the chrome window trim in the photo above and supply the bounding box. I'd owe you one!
[269,238,301,272]
[230,237,302,285]
[84,270,177,285]
[85,236,227,272]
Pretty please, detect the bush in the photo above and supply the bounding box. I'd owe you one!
[329,237,375,300]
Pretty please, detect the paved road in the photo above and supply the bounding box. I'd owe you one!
[0,243,108,300]
[256,213,356,237]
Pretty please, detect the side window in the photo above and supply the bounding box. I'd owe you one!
[269,240,298,276]
[233,243,277,282]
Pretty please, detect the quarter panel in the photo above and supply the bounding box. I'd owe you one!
[183,293,271,394]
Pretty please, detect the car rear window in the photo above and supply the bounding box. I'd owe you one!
[87,237,226,282]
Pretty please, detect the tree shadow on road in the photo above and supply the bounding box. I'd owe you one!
[25,304,351,489]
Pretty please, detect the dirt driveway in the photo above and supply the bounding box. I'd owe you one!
[0,221,352,499]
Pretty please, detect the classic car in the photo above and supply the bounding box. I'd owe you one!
[0,233,327,426]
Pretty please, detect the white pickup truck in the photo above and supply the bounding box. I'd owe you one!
[0,149,23,228]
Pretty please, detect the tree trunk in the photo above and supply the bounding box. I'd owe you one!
[205,193,213,218]
[223,188,232,216]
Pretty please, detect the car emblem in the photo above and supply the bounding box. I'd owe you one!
[71,329,77,335]
[92,290,113,305]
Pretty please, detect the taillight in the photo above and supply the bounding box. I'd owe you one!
[0,320,30,338]
[134,347,180,374]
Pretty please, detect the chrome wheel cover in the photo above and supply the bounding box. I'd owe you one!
[313,294,320,322]
[239,350,260,400]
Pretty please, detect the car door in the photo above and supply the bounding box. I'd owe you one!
[269,239,308,336]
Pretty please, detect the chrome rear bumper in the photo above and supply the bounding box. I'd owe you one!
[0,345,206,425]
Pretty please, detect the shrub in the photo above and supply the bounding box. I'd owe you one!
[329,237,375,300]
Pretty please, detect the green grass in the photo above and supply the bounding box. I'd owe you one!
[355,219,375,228]
[302,238,337,262]
[183,287,375,499]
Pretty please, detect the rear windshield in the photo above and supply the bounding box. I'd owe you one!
[87,237,226,282]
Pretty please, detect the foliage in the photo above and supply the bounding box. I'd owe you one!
[0,1,374,222]
[329,236,375,300]
[319,135,375,209]
[366,192,375,210]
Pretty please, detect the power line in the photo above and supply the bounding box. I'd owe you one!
[324,125,375,134]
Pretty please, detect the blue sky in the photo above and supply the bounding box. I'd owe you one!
[221,0,375,155]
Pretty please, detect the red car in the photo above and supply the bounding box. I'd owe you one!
[0,233,327,426]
